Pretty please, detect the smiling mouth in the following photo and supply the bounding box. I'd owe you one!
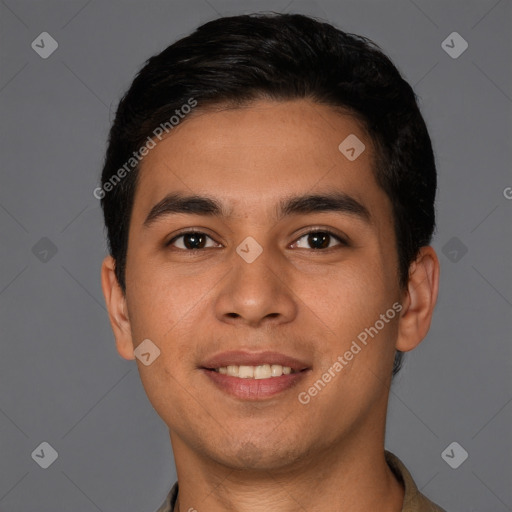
[206,364,304,379]
[202,364,310,400]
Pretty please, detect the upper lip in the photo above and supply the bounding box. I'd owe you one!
[201,351,310,372]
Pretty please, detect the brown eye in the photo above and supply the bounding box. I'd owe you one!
[167,231,218,250]
[293,230,347,250]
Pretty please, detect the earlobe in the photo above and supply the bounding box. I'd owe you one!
[100,255,135,360]
[395,246,440,352]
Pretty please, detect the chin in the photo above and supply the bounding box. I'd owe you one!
[209,437,307,472]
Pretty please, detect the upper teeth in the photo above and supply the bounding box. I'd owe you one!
[214,364,297,379]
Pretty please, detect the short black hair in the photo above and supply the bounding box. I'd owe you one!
[99,12,437,376]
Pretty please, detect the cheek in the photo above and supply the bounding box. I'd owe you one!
[128,283,199,422]
[307,252,399,363]
[313,253,389,316]
[125,256,198,338]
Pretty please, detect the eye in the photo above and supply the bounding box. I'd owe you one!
[166,231,220,250]
[166,228,348,251]
[291,229,347,250]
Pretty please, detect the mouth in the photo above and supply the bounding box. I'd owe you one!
[205,364,303,378]
[201,350,310,373]
[200,351,311,400]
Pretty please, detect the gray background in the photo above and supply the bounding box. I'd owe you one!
[0,0,511,511]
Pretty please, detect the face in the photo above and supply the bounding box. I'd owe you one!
[105,99,414,471]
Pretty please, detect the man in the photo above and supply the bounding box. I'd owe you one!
[99,13,445,512]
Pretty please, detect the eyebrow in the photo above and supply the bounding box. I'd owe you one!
[143,191,372,228]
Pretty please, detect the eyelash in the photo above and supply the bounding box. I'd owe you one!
[165,228,348,252]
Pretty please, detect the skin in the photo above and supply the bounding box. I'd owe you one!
[101,99,439,512]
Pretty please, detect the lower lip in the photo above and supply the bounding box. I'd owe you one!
[202,368,310,400]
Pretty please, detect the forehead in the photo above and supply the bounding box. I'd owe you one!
[131,99,388,225]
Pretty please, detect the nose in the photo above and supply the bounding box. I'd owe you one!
[213,242,298,328]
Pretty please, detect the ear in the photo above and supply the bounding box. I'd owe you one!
[395,246,440,352]
[101,255,135,360]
